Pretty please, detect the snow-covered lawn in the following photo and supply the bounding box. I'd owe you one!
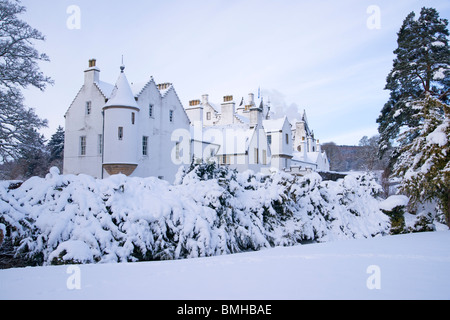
[1,231,449,300]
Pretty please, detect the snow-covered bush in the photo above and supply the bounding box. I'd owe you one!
[0,165,390,266]
[379,195,442,234]
[379,195,409,234]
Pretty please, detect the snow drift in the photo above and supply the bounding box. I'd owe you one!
[0,165,390,266]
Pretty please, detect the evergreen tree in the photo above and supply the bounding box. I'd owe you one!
[15,127,48,178]
[377,7,450,155]
[393,95,449,227]
[47,126,64,163]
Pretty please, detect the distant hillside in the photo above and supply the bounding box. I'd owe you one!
[322,143,389,172]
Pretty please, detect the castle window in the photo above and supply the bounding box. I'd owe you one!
[169,110,174,122]
[206,112,211,120]
[118,127,123,140]
[98,134,103,155]
[254,148,259,164]
[222,155,230,165]
[285,133,289,144]
[262,150,267,165]
[142,136,149,156]
[131,112,135,125]
[267,135,272,145]
[149,104,153,118]
[86,101,91,115]
[79,136,86,156]
[175,142,180,160]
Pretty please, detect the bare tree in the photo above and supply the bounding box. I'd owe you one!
[0,0,52,163]
[321,142,345,171]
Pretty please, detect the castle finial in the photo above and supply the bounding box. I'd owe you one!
[120,55,125,73]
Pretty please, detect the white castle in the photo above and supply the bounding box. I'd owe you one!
[63,60,329,182]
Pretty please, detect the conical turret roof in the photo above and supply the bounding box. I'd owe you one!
[104,66,140,110]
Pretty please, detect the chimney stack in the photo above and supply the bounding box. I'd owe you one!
[84,58,100,85]
[249,100,262,128]
[202,94,209,105]
[248,93,254,105]
[186,99,203,124]
[221,95,235,125]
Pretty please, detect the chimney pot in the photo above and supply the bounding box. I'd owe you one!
[224,95,233,102]
[189,99,200,106]
[248,93,254,104]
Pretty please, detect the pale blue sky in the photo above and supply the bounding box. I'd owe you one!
[20,0,450,145]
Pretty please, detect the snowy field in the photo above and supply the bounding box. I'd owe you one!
[1,231,449,300]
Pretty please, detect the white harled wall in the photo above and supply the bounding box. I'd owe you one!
[64,68,105,178]
[64,63,192,183]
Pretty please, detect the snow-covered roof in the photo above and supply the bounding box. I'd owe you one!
[94,81,115,99]
[263,116,290,133]
[130,78,154,97]
[104,70,140,110]
[234,113,249,124]
[208,102,221,113]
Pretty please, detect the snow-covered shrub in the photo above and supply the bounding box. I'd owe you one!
[0,165,391,266]
[379,195,442,234]
[406,212,436,233]
[379,195,409,234]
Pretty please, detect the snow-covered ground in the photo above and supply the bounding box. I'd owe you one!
[1,231,449,300]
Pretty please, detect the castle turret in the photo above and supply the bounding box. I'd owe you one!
[102,65,140,176]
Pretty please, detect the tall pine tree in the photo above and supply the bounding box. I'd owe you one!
[379,7,450,227]
[377,7,450,155]
[393,95,449,227]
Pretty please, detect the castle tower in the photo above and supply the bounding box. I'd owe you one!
[102,65,140,176]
